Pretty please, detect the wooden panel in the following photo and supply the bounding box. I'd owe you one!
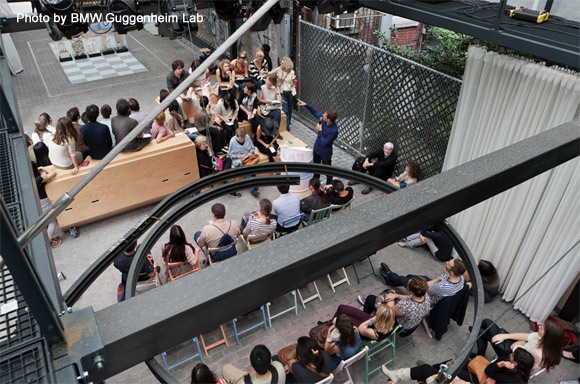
[45,134,199,229]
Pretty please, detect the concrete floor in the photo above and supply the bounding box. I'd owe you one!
[8,28,579,383]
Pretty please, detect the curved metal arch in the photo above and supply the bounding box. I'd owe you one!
[114,163,482,384]
[64,163,396,306]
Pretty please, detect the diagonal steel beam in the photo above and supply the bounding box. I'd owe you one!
[83,120,578,382]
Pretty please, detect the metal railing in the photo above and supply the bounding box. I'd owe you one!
[297,19,461,178]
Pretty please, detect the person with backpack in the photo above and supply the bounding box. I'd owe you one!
[193,203,241,264]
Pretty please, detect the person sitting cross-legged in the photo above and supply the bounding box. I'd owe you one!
[349,142,397,194]
[379,258,466,306]
[193,203,241,264]
[222,344,285,384]
[255,117,280,163]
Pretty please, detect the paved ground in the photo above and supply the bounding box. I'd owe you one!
[9,29,578,383]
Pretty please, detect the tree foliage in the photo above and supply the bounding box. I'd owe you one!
[376,26,535,79]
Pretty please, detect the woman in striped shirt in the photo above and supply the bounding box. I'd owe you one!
[243,198,277,242]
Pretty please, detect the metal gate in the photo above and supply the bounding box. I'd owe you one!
[297,20,461,178]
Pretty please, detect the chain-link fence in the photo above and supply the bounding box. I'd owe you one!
[297,20,462,178]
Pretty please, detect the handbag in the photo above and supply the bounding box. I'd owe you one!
[467,355,490,384]
[277,343,297,367]
[309,322,333,349]
[241,153,260,166]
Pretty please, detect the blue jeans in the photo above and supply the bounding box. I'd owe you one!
[281,91,294,131]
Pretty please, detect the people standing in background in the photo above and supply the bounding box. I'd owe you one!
[270,57,296,131]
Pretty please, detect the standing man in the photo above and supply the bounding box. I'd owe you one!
[297,99,338,185]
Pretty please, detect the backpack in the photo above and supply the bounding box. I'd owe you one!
[211,223,237,262]
[352,156,365,172]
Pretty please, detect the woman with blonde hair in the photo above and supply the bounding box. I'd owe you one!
[216,59,235,99]
[32,115,53,144]
[270,56,296,131]
[326,303,396,341]
[230,51,249,90]
[248,49,268,88]
[48,117,83,175]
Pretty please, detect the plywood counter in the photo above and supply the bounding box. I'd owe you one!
[45,133,199,230]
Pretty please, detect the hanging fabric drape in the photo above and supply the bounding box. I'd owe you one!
[442,46,580,322]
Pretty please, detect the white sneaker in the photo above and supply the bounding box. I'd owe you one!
[357,295,365,306]
[398,240,408,247]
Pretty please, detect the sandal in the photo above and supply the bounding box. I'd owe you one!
[50,236,62,248]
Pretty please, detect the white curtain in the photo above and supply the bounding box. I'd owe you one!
[443,46,580,322]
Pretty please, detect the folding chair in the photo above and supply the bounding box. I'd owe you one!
[297,282,323,308]
[266,290,298,327]
[301,206,332,227]
[203,238,238,266]
[362,324,401,384]
[135,273,161,293]
[241,232,275,251]
[232,305,268,344]
[161,337,204,374]
[275,215,302,238]
[330,197,355,215]
[351,253,376,284]
[327,267,351,293]
[199,325,229,356]
[166,260,200,282]
[333,346,369,384]
[315,373,334,384]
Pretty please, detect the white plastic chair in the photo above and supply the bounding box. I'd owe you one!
[332,346,369,384]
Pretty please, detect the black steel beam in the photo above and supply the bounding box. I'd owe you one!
[83,120,578,382]
[0,200,65,346]
[363,0,580,69]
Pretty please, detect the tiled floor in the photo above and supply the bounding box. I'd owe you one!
[8,29,579,384]
[57,52,148,84]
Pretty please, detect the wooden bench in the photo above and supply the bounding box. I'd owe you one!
[45,133,199,231]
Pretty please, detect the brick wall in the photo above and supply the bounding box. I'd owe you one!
[391,23,424,50]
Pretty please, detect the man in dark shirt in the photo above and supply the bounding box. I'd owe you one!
[113,240,158,282]
[80,104,112,160]
[297,99,339,185]
[351,142,398,194]
[111,98,150,152]
[166,59,187,93]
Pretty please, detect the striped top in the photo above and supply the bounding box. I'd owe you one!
[249,59,268,80]
[428,275,465,305]
[243,217,277,242]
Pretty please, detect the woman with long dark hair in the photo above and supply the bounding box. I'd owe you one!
[190,363,225,384]
[300,178,329,221]
[162,225,199,278]
[31,162,61,248]
[475,317,565,375]
[286,336,331,384]
[464,259,500,302]
[215,91,239,143]
[324,314,361,371]
[383,348,534,384]
[48,117,83,175]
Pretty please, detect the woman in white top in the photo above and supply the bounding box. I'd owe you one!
[31,115,53,145]
[48,117,83,175]
[270,56,296,131]
[189,58,211,97]
[475,317,565,375]
[215,92,239,144]
[258,74,282,125]
[387,162,420,189]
